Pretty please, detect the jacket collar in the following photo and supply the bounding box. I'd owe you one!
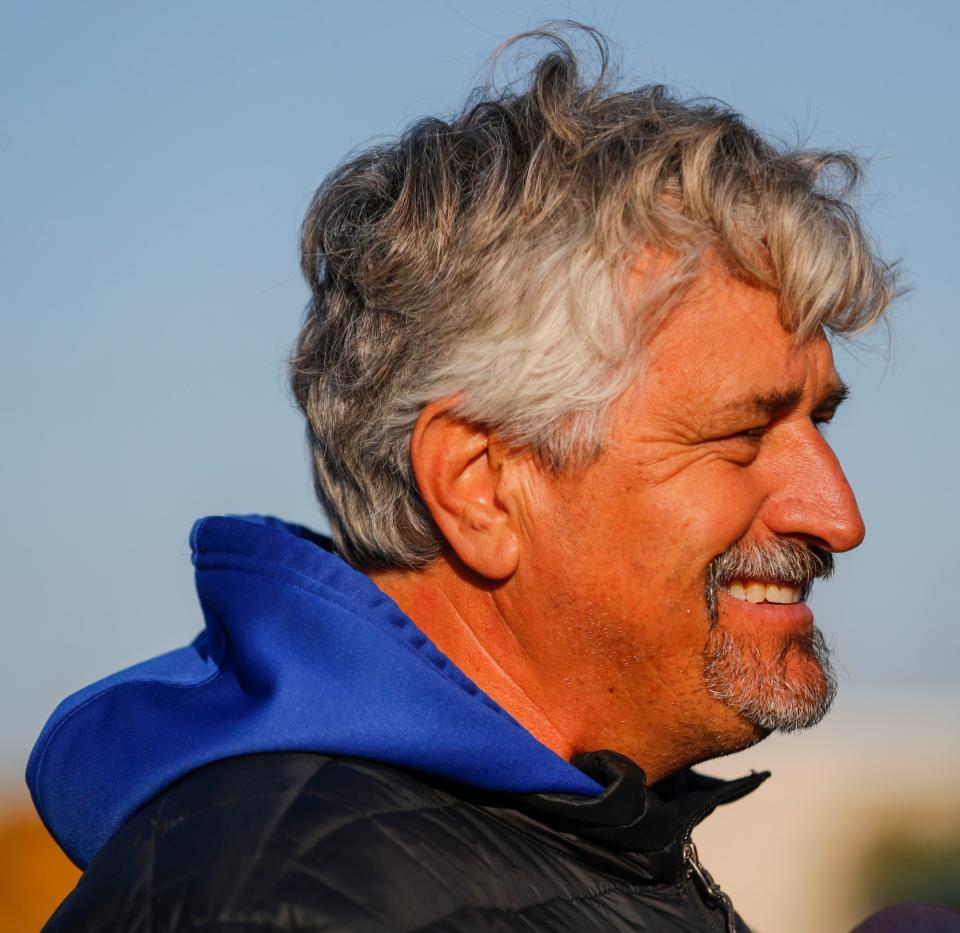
[519,750,769,880]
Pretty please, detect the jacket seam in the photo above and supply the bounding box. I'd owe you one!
[410,878,682,932]
[466,802,680,891]
[147,797,472,895]
[218,765,318,915]
[151,787,466,836]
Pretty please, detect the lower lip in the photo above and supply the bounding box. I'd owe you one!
[717,591,814,633]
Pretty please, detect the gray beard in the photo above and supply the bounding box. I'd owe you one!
[702,622,838,733]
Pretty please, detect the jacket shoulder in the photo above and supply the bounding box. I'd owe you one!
[45,752,491,932]
[44,751,746,933]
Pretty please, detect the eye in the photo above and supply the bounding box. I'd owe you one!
[737,426,768,443]
[812,412,836,434]
[706,421,771,457]
[721,424,770,444]
[709,425,769,462]
[711,425,767,465]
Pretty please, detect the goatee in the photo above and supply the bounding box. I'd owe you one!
[702,538,838,733]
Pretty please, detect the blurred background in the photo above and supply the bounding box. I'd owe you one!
[2,2,958,930]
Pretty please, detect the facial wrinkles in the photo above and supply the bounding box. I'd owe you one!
[602,363,719,476]
[603,413,752,490]
[636,435,744,483]
[626,354,833,487]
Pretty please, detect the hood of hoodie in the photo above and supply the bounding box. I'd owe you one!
[27,515,603,868]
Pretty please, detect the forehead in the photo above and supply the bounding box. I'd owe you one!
[635,265,837,418]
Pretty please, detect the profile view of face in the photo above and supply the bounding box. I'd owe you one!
[520,261,865,760]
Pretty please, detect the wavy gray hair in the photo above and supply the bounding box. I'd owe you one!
[291,25,897,570]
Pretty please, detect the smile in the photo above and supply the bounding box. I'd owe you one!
[722,580,804,605]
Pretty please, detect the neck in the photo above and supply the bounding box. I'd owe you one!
[368,553,703,784]
[369,554,574,759]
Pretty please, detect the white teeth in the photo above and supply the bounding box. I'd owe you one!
[723,580,802,604]
[766,584,802,604]
[727,582,746,600]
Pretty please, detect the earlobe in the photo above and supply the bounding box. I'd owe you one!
[411,399,521,580]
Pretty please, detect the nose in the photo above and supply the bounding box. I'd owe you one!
[762,428,866,553]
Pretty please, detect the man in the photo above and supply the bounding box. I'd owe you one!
[30,26,900,932]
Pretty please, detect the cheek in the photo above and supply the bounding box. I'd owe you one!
[611,471,764,636]
[657,465,764,558]
[537,461,763,625]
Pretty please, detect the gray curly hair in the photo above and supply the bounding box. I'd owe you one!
[290,24,896,571]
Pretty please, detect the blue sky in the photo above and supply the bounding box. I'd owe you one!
[2,1,958,776]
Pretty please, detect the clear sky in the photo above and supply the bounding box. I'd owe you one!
[2,1,958,776]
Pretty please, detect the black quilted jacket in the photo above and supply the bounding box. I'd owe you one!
[45,750,767,932]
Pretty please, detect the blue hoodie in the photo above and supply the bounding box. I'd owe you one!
[27,515,603,869]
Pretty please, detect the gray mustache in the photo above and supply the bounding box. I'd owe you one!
[704,539,834,623]
[708,538,835,590]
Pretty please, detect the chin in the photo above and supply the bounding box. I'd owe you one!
[714,719,771,759]
[702,622,838,735]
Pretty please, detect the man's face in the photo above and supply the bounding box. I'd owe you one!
[517,262,864,767]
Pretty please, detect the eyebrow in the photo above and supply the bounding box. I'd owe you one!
[719,379,850,420]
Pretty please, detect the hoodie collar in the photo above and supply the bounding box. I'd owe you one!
[28,514,603,868]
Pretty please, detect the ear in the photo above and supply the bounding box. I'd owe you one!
[410,398,521,580]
